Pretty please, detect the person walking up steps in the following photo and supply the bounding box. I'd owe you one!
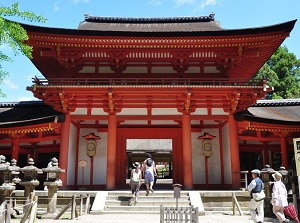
[143,153,157,196]
[129,162,142,205]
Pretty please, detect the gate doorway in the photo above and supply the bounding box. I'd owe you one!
[126,139,173,188]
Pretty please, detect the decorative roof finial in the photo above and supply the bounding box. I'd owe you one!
[209,12,215,20]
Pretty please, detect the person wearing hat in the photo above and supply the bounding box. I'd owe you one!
[271,171,289,223]
[247,169,264,223]
[129,162,142,205]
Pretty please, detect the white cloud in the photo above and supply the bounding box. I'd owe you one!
[200,0,219,9]
[54,2,60,12]
[71,0,90,4]
[175,0,195,5]
[4,80,18,89]
[18,96,37,102]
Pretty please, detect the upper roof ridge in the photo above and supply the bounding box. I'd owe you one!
[83,13,215,24]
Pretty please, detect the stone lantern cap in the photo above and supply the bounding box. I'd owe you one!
[277,166,289,176]
[8,159,21,185]
[19,158,43,173]
[261,164,276,173]
[42,157,65,173]
[0,155,9,170]
[8,159,20,173]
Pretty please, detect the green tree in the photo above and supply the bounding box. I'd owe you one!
[254,46,300,99]
[0,2,46,97]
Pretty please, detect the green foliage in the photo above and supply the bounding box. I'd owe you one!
[254,46,300,99]
[0,2,46,97]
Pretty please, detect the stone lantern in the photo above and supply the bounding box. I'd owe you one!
[0,155,15,205]
[41,157,65,218]
[260,164,276,217]
[8,159,21,185]
[277,166,289,186]
[19,158,43,198]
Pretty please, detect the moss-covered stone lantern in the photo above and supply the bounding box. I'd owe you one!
[19,158,43,197]
[0,155,15,205]
[8,159,21,185]
[41,157,65,218]
[260,164,276,217]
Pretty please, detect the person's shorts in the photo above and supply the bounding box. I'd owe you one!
[145,171,154,184]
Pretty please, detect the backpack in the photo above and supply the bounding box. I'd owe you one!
[146,158,153,167]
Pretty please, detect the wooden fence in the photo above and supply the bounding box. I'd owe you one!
[0,193,90,223]
[160,205,198,223]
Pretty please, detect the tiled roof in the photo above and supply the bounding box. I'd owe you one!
[234,99,300,125]
[0,101,65,128]
[16,16,296,38]
[78,13,223,32]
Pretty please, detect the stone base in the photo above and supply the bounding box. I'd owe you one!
[39,212,59,219]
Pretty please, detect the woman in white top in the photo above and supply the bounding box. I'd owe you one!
[271,171,289,223]
[129,162,142,204]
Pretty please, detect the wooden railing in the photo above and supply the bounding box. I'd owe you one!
[31,77,264,87]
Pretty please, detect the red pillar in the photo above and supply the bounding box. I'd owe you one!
[182,114,193,189]
[59,114,71,188]
[228,115,241,188]
[11,136,20,160]
[106,114,117,190]
[280,136,288,168]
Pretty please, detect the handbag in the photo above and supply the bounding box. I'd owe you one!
[253,190,266,201]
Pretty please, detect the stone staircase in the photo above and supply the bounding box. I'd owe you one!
[9,190,251,217]
[200,191,250,215]
[91,190,197,214]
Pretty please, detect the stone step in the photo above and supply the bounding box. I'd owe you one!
[105,200,190,206]
[106,196,189,201]
[204,206,249,212]
[104,205,172,211]
[97,191,193,215]
[91,210,160,215]
[203,202,249,208]
[107,191,190,197]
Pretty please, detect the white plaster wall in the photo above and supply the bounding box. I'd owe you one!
[77,128,107,186]
[67,123,77,185]
[212,108,228,115]
[93,132,107,184]
[192,129,221,184]
[72,108,87,115]
[151,120,178,125]
[222,123,232,184]
[152,108,180,115]
[192,132,205,184]
[119,108,147,115]
[192,108,207,115]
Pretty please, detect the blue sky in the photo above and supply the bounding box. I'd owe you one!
[1,0,299,102]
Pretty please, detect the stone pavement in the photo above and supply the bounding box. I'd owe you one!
[33,213,285,223]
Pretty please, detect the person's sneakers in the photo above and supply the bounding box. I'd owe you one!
[146,190,149,196]
[150,188,154,193]
[257,221,263,223]
[129,198,133,206]
[283,219,290,222]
